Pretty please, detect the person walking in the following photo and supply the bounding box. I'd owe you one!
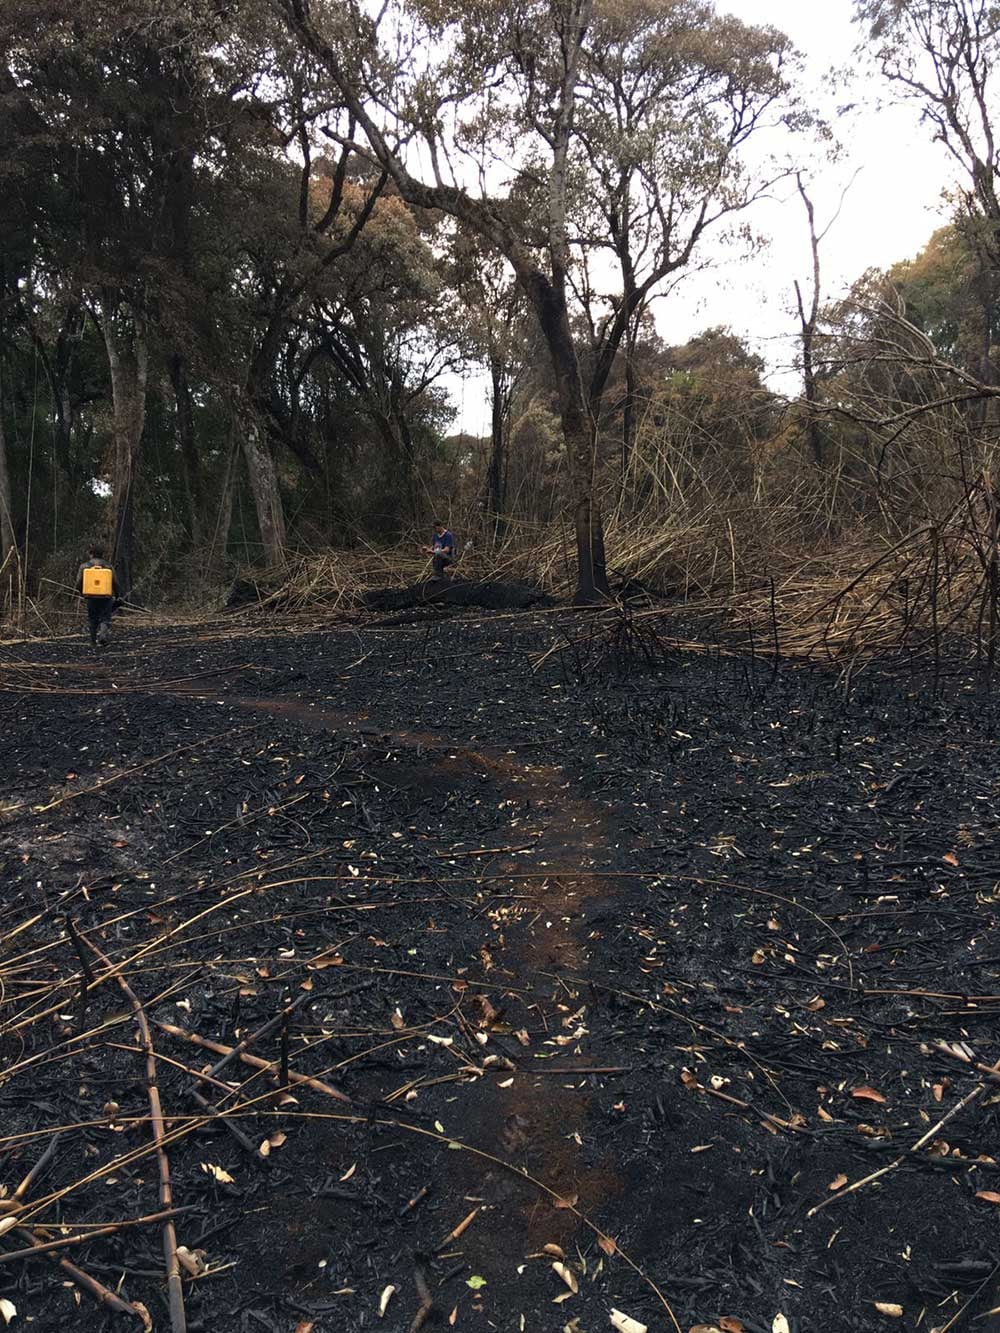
[422,521,456,579]
[76,545,118,647]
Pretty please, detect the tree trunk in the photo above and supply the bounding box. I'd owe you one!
[243,418,286,567]
[485,358,509,540]
[170,354,202,547]
[621,318,639,484]
[208,442,236,581]
[0,378,14,565]
[795,176,824,468]
[524,275,610,603]
[0,374,17,618]
[102,306,148,598]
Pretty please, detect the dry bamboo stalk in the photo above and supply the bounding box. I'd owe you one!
[152,1018,349,1103]
[83,938,187,1333]
[155,1020,350,1103]
[14,1227,150,1324]
[2,1207,191,1264]
[806,1067,998,1218]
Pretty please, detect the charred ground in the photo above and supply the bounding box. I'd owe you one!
[1,608,1000,1333]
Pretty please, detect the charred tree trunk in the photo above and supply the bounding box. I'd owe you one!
[243,418,286,567]
[101,304,149,598]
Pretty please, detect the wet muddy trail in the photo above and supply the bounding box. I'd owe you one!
[5,612,1000,1332]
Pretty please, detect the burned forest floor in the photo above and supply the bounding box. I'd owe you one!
[3,605,1000,1333]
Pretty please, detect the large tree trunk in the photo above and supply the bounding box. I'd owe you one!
[0,405,16,623]
[207,435,237,581]
[524,274,610,603]
[0,375,17,618]
[242,418,286,567]
[101,305,148,599]
[170,354,202,547]
[0,383,14,567]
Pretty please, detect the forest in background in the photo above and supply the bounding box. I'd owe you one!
[3,0,1000,637]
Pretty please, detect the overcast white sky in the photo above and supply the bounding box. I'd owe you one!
[671,0,953,375]
[452,0,957,435]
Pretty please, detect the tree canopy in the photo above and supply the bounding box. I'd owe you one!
[4,0,1000,617]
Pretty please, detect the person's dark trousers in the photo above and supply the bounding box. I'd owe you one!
[432,554,452,577]
[86,597,113,646]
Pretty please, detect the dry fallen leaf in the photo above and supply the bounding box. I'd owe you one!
[976,1190,1000,1204]
[379,1284,397,1317]
[689,1326,722,1332]
[828,1173,848,1191]
[543,1243,566,1260]
[610,1312,647,1333]
[552,1262,578,1294]
[175,1246,206,1278]
[851,1086,887,1104]
[471,994,499,1028]
[772,1316,790,1333]
[598,1235,618,1256]
[199,1162,234,1185]
[943,851,959,867]
[0,1299,16,1326]
[719,1321,745,1333]
[873,1302,903,1317]
[340,1162,357,1182]
[294,1323,315,1333]
[805,996,825,1012]
[554,1193,579,1210]
[751,949,766,965]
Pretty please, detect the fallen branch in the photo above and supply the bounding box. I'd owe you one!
[409,1258,434,1333]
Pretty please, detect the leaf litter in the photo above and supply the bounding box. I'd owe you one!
[3,615,1000,1330]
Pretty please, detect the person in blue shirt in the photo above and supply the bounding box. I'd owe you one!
[422,521,456,578]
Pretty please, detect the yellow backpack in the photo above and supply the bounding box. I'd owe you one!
[82,566,113,597]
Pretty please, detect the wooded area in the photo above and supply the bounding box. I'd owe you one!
[3,0,1000,621]
[10,6,1000,1333]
